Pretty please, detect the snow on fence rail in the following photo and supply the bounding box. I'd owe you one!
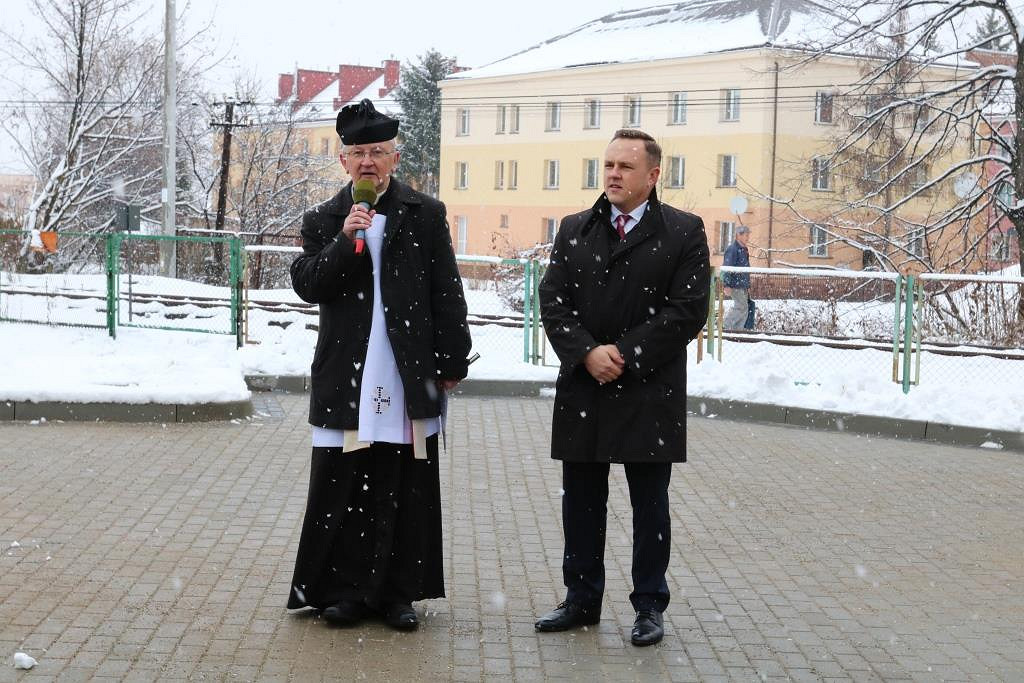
[2,226,1020,393]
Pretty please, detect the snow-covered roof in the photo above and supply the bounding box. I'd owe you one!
[451,0,846,80]
[291,74,402,124]
[347,75,403,118]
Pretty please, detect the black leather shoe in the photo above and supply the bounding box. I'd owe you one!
[631,609,664,646]
[534,601,601,632]
[322,599,365,626]
[383,603,419,631]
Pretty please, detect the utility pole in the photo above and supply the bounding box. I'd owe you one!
[161,0,177,277]
[210,99,251,278]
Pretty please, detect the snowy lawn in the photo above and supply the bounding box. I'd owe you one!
[1,268,1022,432]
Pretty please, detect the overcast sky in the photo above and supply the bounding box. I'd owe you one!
[0,0,654,172]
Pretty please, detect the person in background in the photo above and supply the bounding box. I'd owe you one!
[722,225,752,330]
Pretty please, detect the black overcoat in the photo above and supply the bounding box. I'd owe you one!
[538,190,710,463]
[290,179,472,428]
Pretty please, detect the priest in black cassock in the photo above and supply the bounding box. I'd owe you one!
[286,99,472,630]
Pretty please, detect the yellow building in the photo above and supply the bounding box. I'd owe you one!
[438,1,981,271]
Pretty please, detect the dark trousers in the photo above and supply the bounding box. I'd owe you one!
[561,461,672,613]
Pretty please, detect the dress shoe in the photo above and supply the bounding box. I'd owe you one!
[321,599,365,626]
[534,601,601,632]
[630,609,664,646]
[383,603,419,630]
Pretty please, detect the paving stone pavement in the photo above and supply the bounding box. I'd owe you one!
[1,394,1022,682]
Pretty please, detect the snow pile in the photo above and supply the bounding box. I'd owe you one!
[1,324,249,404]
[688,340,1024,432]
[12,653,36,670]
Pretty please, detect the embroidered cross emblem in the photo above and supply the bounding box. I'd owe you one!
[373,386,391,414]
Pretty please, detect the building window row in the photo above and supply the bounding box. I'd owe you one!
[457,89,858,139]
[455,155,714,190]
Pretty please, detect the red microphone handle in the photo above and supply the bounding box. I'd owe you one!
[354,239,365,254]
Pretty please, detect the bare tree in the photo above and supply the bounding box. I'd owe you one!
[0,0,212,270]
[766,0,1022,330]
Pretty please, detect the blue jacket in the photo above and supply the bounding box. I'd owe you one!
[722,240,750,289]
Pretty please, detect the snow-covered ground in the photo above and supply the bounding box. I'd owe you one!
[1,272,1022,432]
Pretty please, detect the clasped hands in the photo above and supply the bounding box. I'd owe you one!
[584,344,624,385]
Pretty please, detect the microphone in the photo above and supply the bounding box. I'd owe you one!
[352,179,377,254]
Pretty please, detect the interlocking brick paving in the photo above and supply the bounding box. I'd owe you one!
[1,394,1021,681]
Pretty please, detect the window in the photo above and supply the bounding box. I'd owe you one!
[996,180,1013,207]
[717,221,737,253]
[862,155,882,182]
[719,154,737,187]
[455,162,468,189]
[583,158,599,189]
[457,108,470,136]
[544,159,560,189]
[669,92,687,125]
[811,156,831,191]
[584,99,601,129]
[301,138,309,155]
[667,156,685,188]
[494,160,504,189]
[625,96,642,127]
[496,104,507,134]
[508,160,518,190]
[546,102,561,131]
[455,216,468,254]
[509,105,520,134]
[913,105,931,132]
[815,92,834,124]
[544,217,558,243]
[320,138,330,156]
[810,224,829,257]
[499,214,509,229]
[721,88,740,121]
[908,228,924,257]
[909,164,928,191]
[990,232,1012,261]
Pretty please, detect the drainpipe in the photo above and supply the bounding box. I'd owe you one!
[768,60,779,268]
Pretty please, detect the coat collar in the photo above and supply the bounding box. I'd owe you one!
[321,177,422,216]
[585,188,664,265]
[321,178,422,251]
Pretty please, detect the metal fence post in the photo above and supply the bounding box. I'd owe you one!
[901,274,915,394]
[706,267,719,359]
[105,233,119,339]
[230,237,243,349]
[531,260,542,364]
[891,274,903,383]
[522,260,532,363]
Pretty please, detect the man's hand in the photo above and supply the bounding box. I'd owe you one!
[437,379,460,392]
[584,344,625,384]
[341,203,375,241]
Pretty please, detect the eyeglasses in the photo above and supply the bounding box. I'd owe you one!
[344,147,395,161]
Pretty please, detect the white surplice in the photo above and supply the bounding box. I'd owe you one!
[312,210,439,457]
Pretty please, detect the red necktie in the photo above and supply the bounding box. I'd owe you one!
[615,214,629,240]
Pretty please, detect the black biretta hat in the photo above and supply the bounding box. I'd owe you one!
[336,99,399,144]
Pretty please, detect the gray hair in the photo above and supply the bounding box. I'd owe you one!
[340,138,399,154]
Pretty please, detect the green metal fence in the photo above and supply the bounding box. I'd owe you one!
[5,226,1020,389]
[1,230,243,345]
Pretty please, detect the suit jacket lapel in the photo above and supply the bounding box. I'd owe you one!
[609,202,661,266]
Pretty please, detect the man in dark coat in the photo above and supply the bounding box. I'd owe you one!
[535,129,710,646]
[287,99,471,630]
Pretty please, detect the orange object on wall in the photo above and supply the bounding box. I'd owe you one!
[40,231,58,253]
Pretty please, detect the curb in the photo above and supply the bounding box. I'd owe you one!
[0,398,252,423]
[243,375,1023,453]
